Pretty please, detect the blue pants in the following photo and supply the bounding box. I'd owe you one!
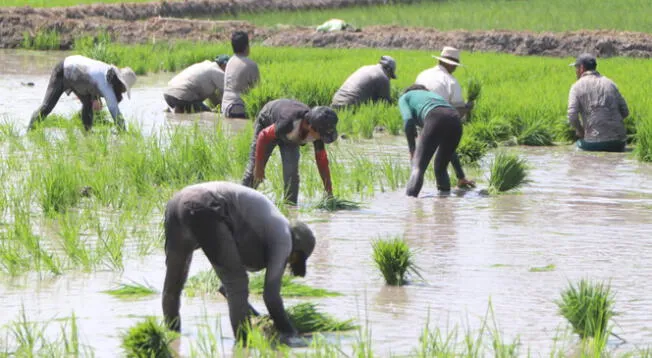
[576,139,626,152]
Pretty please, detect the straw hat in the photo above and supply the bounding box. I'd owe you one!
[432,46,463,67]
[116,67,137,99]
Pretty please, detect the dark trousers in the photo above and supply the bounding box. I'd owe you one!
[242,113,301,204]
[29,61,95,131]
[406,107,462,197]
[164,94,211,114]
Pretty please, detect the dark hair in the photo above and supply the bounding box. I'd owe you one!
[231,31,249,54]
[403,84,428,94]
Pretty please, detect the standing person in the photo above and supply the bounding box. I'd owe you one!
[415,46,475,187]
[242,99,339,205]
[163,55,230,113]
[567,53,629,152]
[400,84,463,197]
[29,55,136,131]
[331,55,397,109]
[162,181,315,346]
[222,31,260,119]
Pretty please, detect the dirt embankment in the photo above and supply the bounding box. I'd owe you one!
[1,0,652,58]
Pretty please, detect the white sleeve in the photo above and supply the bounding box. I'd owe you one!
[449,78,465,107]
[98,76,121,121]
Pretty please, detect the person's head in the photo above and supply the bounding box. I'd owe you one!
[302,106,339,144]
[433,46,462,74]
[215,54,231,71]
[231,31,250,56]
[379,55,397,80]
[288,221,316,277]
[109,66,136,103]
[570,53,597,79]
[403,84,428,95]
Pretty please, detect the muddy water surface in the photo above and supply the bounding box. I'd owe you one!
[1,50,652,356]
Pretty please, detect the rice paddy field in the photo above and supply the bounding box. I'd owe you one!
[1,0,652,354]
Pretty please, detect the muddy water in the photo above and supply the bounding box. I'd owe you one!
[1,50,652,356]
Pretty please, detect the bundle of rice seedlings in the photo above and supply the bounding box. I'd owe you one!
[456,134,488,166]
[372,236,422,286]
[466,78,482,102]
[103,281,157,299]
[555,279,615,340]
[184,270,221,297]
[257,302,356,334]
[249,274,340,297]
[122,317,178,358]
[314,196,362,211]
[488,152,530,193]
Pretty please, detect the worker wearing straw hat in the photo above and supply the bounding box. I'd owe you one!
[331,55,397,109]
[162,181,315,347]
[415,46,475,188]
[28,55,136,131]
[163,54,230,113]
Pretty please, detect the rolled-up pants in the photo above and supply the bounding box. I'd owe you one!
[242,112,300,204]
[406,106,463,197]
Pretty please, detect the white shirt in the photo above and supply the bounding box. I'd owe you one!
[63,55,121,121]
[415,64,465,107]
[221,54,260,112]
[165,60,224,103]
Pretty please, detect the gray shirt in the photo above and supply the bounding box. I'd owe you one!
[63,55,122,121]
[567,71,629,142]
[331,64,391,107]
[164,60,225,104]
[221,54,260,112]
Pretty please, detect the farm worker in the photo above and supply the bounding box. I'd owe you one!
[331,55,397,110]
[400,84,463,197]
[242,99,339,205]
[28,55,136,131]
[222,31,260,119]
[163,55,230,113]
[162,181,315,347]
[415,46,475,188]
[567,53,629,152]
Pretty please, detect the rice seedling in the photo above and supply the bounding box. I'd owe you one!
[488,152,530,194]
[121,317,178,358]
[103,281,158,299]
[529,264,556,272]
[372,236,421,286]
[456,134,488,166]
[21,29,61,50]
[635,116,652,162]
[249,273,341,298]
[37,159,83,217]
[555,279,615,340]
[257,302,356,334]
[184,270,222,297]
[314,196,362,211]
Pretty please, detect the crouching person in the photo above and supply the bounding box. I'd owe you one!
[162,181,316,346]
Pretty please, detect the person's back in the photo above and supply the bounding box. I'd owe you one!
[222,54,260,118]
[64,55,113,96]
[569,72,627,143]
[165,60,224,102]
[399,89,453,126]
[331,64,390,108]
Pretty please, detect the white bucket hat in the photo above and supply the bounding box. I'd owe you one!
[432,46,463,67]
[116,67,137,99]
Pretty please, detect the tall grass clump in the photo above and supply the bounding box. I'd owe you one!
[38,160,83,216]
[103,282,158,299]
[122,317,178,358]
[635,117,652,162]
[372,236,421,286]
[488,152,530,193]
[287,303,356,333]
[314,196,362,211]
[555,279,615,341]
[21,30,60,50]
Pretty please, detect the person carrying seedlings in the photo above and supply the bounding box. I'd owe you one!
[567,53,629,152]
[162,181,316,347]
[331,55,397,110]
[221,31,260,119]
[415,46,476,188]
[163,55,230,113]
[400,84,464,197]
[28,55,136,131]
[242,99,339,205]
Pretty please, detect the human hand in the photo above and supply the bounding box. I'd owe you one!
[279,333,310,348]
[253,166,265,186]
[457,178,476,189]
[92,99,103,111]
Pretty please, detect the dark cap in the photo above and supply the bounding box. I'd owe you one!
[215,54,230,66]
[290,221,316,258]
[569,53,597,70]
[379,55,397,79]
[307,106,339,144]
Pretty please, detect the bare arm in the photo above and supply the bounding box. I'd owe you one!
[263,225,296,335]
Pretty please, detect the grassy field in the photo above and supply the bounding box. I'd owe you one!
[213,0,652,33]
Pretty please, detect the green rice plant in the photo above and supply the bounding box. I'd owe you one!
[38,159,83,217]
[257,303,356,334]
[185,270,221,297]
[529,264,556,272]
[635,116,652,162]
[103,281,158,299]
[21,30,60,50]
[515,117,555,146]
[57,212,98,272]
[314,196,362,211]
[122,317,178,358]
[488,152,530,194]
[555,279,615,340]
[456,134,488,166]
[465,78,483,123]
[372,236,421,286]
[249,274,341,297]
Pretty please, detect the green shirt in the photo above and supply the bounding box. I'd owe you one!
[399,90,452,127]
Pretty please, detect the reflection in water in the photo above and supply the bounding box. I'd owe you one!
[0,50,652,356]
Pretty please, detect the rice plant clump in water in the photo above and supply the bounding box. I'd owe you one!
[122,317,178,358]
[103,282,158,299]
[315,196,362,211]
[488,152,530,193]
[372,236,421,286]
[555,279,615,340]
[257,303,356,334]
